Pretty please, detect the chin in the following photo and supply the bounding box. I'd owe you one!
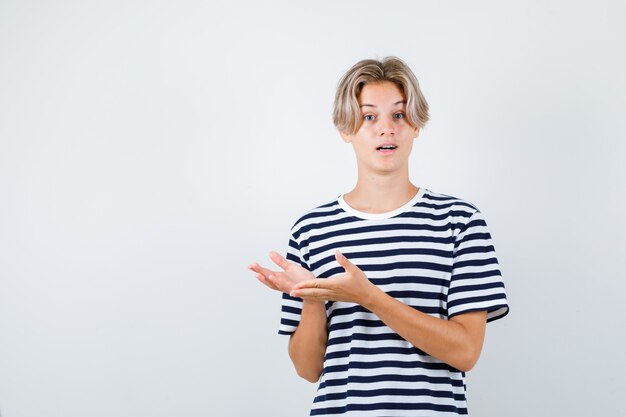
[372,165,405,175]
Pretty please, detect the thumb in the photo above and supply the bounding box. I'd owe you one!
[335,250,356,271]
[269,250,290,271]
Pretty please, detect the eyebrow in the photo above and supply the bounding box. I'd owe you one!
[359,100,406,108]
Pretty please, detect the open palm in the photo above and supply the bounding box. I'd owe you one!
[249,251,316,294]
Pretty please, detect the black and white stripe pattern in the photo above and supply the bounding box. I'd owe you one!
[279,187,508,416]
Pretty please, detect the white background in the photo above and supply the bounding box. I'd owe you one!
[1,1,625,416]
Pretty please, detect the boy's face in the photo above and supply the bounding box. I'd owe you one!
[340,81,420,175]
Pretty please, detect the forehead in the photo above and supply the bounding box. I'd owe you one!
[358,81,405,106]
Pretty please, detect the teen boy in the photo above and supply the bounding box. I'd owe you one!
[249,57,508,416]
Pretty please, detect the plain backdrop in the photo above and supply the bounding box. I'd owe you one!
[1,0,625,416]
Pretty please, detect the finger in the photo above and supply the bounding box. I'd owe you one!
[269,250,291,271]
[290,288,333,300]
[269,271,301,295]
[248,263,267,274]
[254,273,276,290]
[267,272,287,289]
[292,278,332,291]
[255,273,280,291]
[251,263,279,279]
[335,250,357,272]
[292,279,317,290]
[259,273,281,292]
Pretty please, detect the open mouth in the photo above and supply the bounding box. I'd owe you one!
[376,145,397,151]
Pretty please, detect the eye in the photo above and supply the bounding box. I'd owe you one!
[363,114,375,121]
[394,112,405,119]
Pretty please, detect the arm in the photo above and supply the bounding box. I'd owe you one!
[287,300,328,382]
[364,290,486,372]
[291,251,487,372]
[249,251,328,382]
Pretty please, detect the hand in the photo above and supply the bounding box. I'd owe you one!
[248,251,316,294]
[290,250,378,306]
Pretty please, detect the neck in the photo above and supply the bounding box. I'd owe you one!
[344,166,418,214]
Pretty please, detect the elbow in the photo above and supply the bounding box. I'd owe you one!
[455,346,481,373]
[456,360,477,373]
[295,366,322,383]
[289,347,322,382]
[288,336,324,383]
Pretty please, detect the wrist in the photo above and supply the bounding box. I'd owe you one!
[361,282,384,311]
[302,299,326,310]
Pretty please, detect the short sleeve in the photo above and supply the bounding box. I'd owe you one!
[278,230,308,335]
[446,210,509,322]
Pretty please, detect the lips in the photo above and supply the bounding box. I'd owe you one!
[376,143,397,151]
[376,143,398,155]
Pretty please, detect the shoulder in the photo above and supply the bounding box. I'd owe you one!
[420,188,486,233]
[288,195,342,238]
[421,188,481,213]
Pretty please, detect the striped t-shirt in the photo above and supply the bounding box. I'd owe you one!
[279,187,509,416]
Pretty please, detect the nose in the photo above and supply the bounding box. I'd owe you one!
[377,115,396,135]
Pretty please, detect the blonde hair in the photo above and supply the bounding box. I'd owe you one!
[332,57,429,135]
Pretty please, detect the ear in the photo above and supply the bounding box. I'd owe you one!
[339,131,352,144]
[413,126,421,139]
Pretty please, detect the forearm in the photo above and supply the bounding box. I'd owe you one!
[363,288,486,372]
[288,299,328,382]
